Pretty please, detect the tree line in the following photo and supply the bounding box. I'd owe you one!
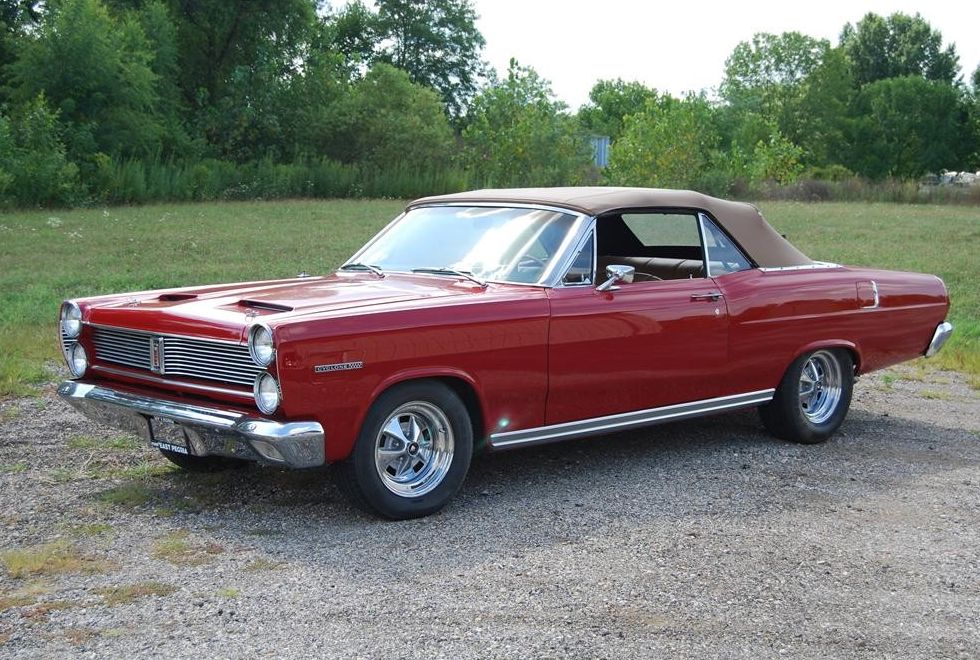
[0,0,978,207]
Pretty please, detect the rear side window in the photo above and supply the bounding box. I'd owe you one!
[701,215,753,276]
[621,213,701,247]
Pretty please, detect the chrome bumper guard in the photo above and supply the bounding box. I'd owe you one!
[57,381,325,468]
[924,321,953,358]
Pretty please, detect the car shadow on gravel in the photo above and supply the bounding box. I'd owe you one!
[82,404,979,571]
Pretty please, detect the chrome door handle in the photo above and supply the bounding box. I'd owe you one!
[690,292,723,301]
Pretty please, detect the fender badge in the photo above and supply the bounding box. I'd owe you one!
[314,361,364,374]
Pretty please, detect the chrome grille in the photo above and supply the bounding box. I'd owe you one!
[92,327,151,369]
[60,328,77,358]
[91,326,260,387]
[161,337,261,385]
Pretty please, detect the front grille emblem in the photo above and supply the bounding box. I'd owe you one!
[150,336,165,373]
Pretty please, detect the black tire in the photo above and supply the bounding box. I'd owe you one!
[759,348,854,444]
[159,448,248,472]
[337,381,473,520]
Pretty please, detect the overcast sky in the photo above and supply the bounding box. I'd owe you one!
[471,0,980,109]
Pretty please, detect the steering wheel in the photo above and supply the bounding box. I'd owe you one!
[516,255,546,272]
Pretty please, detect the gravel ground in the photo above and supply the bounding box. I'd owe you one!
[1,365,978,659]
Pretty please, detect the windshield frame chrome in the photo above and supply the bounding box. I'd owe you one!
[342,202,594,288]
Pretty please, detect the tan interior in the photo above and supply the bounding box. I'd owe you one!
[596,256,704,281]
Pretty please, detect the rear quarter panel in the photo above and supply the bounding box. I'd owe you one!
[718,267,949,393]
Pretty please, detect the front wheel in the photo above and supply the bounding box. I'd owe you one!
[337,381,473,519]
[759,349,854,444]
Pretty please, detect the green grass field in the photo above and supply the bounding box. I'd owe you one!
[0,199,976,395]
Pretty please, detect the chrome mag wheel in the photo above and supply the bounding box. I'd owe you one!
[374,401,455,498]
[798,350,843,425]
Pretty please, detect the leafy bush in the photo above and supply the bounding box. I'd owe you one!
[343,64,456,171]
[803,164,855,181]
[750,132,804,184]
[8,0,163,163]
[71,155,467,205]
[0,96,81,207]
[460,60,593,187]
[606,94,718,188]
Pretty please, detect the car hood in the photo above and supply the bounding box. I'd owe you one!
[81,273,491,342]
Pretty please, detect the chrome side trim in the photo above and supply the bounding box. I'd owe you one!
[924,321,953,357]
[758,262,841,272]
[58,380,324,468]
[489,389,776,450]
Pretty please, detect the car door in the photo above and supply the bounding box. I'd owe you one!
[544,210,731,425]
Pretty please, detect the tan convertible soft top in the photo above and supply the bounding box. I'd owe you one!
[409,187,812,268]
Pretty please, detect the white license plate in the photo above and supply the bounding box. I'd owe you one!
[148,417,189,455]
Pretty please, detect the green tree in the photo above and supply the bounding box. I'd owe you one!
[8,0,162,161]
[340,63,455,170]
[578,79,660,142]
[0,1,41,97]
[965,65,980,169]
[789,47,855,166]
[721,32,830,116]
[0,95,80,206]
[156,0,314,119]
[720,32,833,155]
[103,0,317,158]
[845,76,969,178]
[751,132,804,184]
[606,94,718,188]
[320,0,376,75]
[460,60,593,187]
[196,33,310,161]
[840,12,960,86]
[285,43,353,160]
[336,0,487,120]
[132,1,192,156]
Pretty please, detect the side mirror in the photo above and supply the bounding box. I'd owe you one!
[596,264,635,292]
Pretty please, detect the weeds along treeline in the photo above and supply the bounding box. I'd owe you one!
[0,1,978,207]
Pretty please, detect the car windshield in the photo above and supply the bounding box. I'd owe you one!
[353,205,582,285]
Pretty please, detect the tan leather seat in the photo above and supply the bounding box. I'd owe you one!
[596,256,704,281]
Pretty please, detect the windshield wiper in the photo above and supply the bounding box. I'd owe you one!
[411,267,488,288]
[340,263,385,278]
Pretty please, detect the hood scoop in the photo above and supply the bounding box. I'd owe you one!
[158,293,198,302]
[238,299,294,313]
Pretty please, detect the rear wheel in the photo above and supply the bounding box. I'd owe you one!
[337,381,473,519]
[759,349,854,444]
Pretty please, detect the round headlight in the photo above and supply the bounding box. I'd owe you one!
[69,343,88,377]
[248,324,275,367]
[253,373,281,414]
[61,301,82,339]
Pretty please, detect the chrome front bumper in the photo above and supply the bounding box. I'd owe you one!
[57,381,325,468]
[925,321,954,358]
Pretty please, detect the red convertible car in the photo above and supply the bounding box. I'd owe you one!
[58,188,953,518]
